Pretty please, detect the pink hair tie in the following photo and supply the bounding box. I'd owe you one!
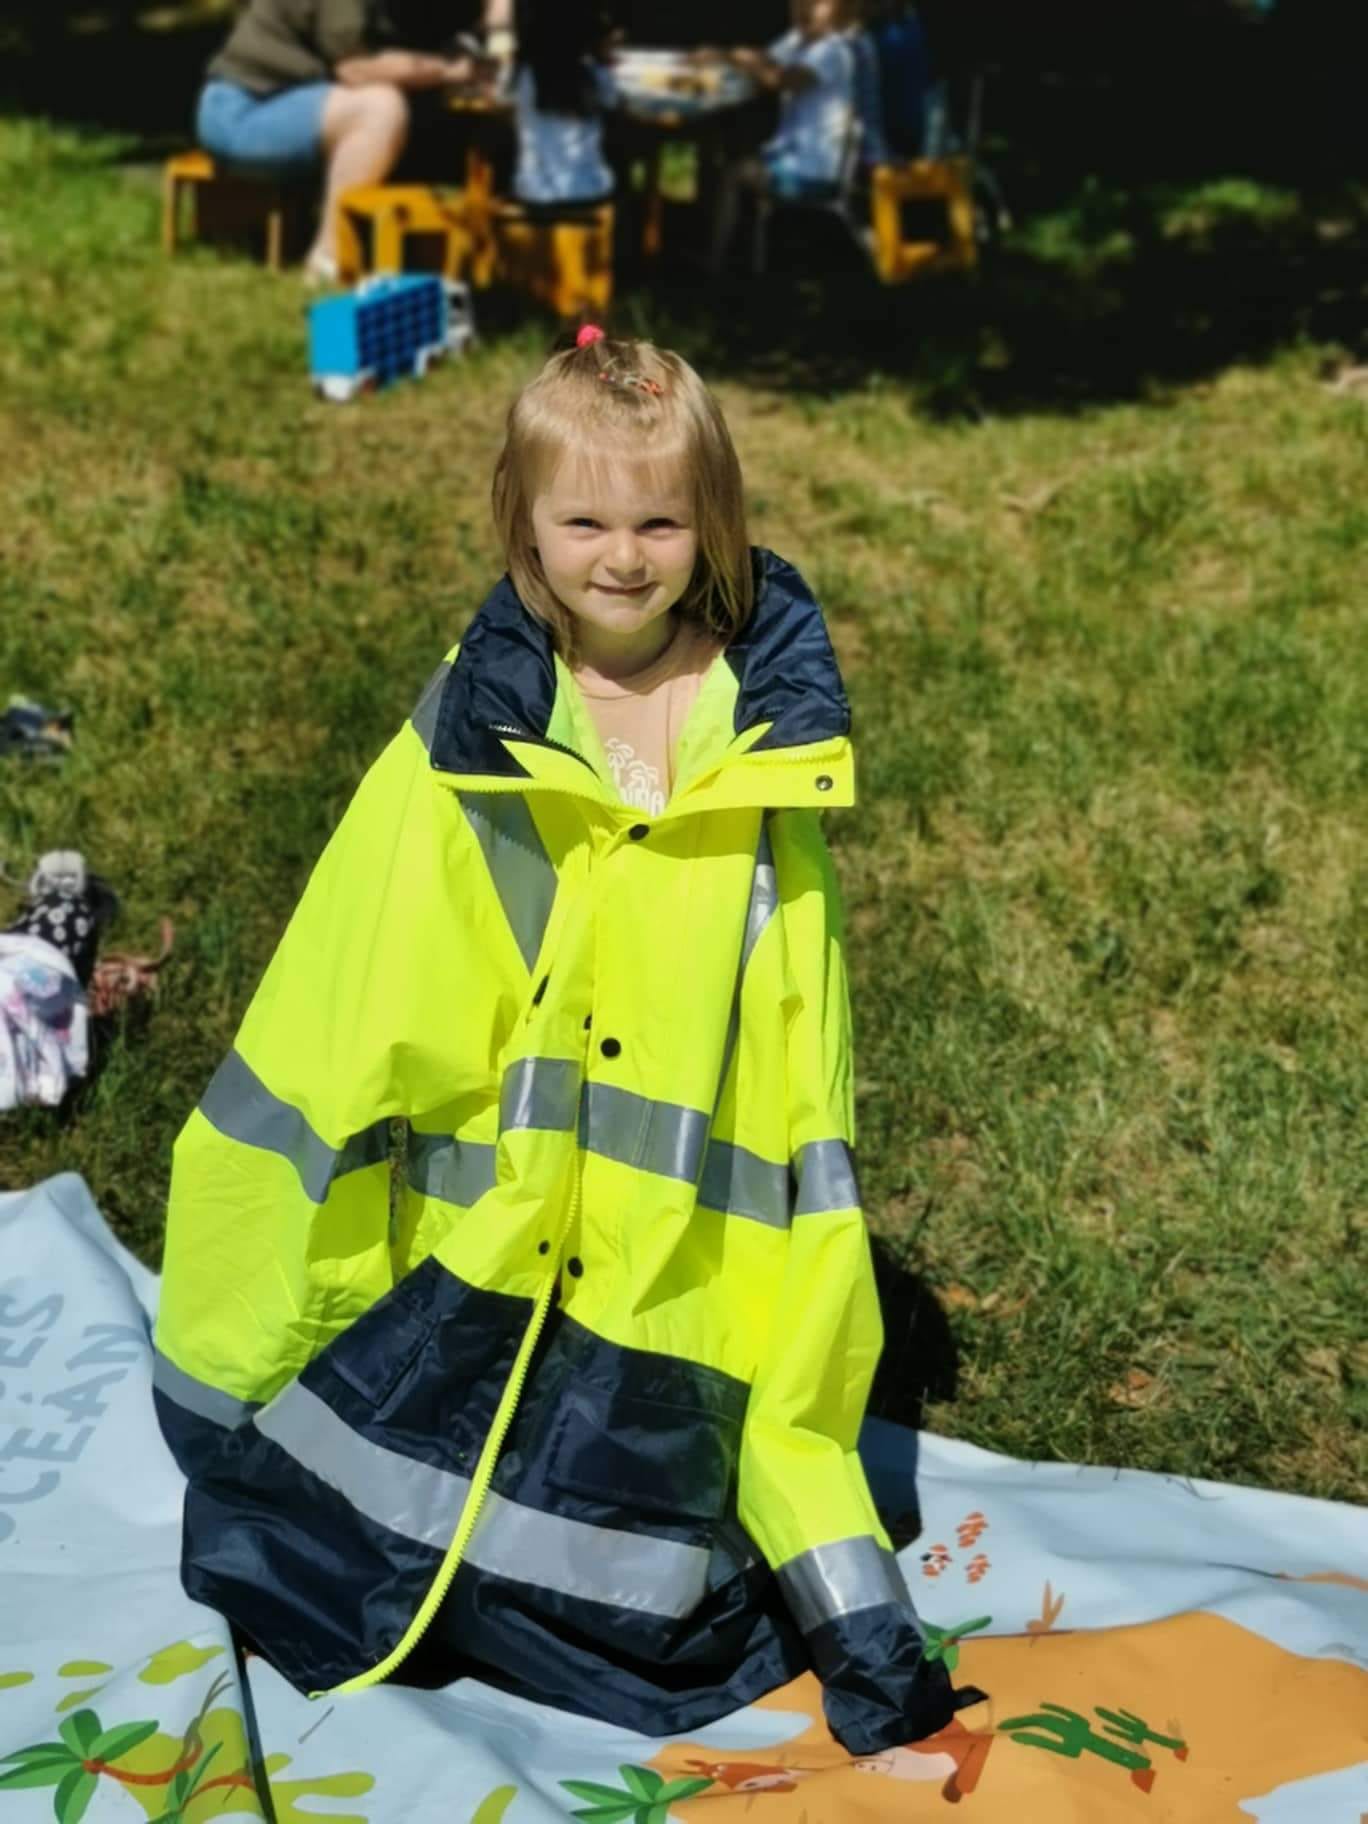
[576,324,606,348]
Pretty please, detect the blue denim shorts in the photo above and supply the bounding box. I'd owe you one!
[196,79,332,177]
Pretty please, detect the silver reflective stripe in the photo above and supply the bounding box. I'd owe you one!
[461,791,557,973]
[153,1350,259,1431]
[255,1381,468,1552]
[407,1128,498,1206]
[713,820,780,1125]
[793,1139,860,1215]
[697,1139,789,1228]
[467,1488,710,1619]
[500,1056,582,1134]
[199,1050,388,1205]
[257,1383,711,1617]
[581,1082,710,1184]
[743,820,779,968]
[411,659,451,755]
[777,1536,915,1635]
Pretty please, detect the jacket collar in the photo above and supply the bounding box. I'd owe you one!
[428,548,851,788]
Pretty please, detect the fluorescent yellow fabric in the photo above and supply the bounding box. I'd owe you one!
[157,622,887,1618]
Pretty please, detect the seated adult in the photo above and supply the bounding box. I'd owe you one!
[195,0,481,281]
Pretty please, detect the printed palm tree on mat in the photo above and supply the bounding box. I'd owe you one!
[561,1762,714,1823]
[922,1614,992,1671]
[0,1671,239,1823]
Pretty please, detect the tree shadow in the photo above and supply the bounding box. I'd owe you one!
[631,175,1366,414]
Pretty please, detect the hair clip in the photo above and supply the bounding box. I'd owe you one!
[598,372,664,397]
[576,324,606,348]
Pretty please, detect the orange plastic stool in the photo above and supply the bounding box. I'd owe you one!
[162,151,291,271]
[869,157,977,284]
[493,202,614,320]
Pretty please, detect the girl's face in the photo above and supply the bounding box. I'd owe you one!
[530,452,698,666]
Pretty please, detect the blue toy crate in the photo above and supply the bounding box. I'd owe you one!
[308,274,474,402]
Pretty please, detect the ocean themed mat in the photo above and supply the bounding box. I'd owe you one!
[2,1174,1364,1822]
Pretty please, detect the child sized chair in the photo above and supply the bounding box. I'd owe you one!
[869,154,978,282]
[493,201,614,320]
[162,151,296,271]
[334,185,491,288]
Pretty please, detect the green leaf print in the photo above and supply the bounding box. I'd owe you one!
[565,1806,637,1824]
[57,1712,101,1758]
[652,1778,715,1803]
[618,1765,662,1800]
[88,1720,159,1763]
[0,1750,78,1790]
[53,1766,97,1824]
[562,1780,639,1805]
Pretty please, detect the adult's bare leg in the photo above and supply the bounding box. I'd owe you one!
[308,82,410,267]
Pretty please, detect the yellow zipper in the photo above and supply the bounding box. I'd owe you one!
[316,1159,584,1697]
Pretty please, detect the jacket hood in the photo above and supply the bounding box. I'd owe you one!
[428,548,851,783]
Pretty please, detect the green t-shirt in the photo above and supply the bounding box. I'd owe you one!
[207,0,375,94]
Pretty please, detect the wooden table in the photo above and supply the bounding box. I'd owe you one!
[609,88,769,261]
[444,72,768,263]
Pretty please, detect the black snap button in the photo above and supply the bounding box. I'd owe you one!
[815,775,833,792]
[567,1256,583,1278]
[600,1037,621,1058]
[583,1014,593,1030]
[628,823,649,840]
[537,1240,550,1255]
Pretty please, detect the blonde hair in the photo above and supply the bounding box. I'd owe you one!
[491,334,753,658]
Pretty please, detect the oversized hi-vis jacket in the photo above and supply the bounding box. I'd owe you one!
[153,550,956,1755]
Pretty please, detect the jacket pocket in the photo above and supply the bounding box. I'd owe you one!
[544,1384,741,1523]
[327,1275,438,1413]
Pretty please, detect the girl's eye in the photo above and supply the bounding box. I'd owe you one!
[567,517,599,528]
[642,518,679,531]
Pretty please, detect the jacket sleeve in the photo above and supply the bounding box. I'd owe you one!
[153,688,492,1475]
[737,809,957,1756]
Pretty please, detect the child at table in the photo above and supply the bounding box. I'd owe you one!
[506,0,622,212]
[706,0,861,271]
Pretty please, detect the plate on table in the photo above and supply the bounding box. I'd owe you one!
[611,47,755,115]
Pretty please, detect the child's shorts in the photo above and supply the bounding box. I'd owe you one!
[195,79,333,178]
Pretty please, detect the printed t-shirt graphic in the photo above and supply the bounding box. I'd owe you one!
[574,619,720,816]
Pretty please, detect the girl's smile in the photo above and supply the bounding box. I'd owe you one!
[530,452,698,677]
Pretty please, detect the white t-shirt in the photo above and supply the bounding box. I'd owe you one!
[511,63,618,205]
[573,620,720,818]
[764,29,857,185]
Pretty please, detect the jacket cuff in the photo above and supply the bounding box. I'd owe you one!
[152,1348,258,1479]
[776,1536,958,1755]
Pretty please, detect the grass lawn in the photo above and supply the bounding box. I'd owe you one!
[1,118,1364,1503]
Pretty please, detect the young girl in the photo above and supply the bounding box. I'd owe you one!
[153,329,967,1755]
[506,0,621,211]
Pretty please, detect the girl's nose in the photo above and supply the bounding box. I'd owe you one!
[606,531,645,577]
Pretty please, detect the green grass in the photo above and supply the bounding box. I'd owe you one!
[1,120,1364,1502]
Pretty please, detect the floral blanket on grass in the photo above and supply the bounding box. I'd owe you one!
[2,1173,1365,1823]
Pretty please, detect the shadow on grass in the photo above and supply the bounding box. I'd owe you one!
[622,180,1368,414]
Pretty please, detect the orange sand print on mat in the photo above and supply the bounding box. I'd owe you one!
[645,1611,1368,1820]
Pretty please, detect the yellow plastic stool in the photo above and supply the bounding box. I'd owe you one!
[869,157,977,285]
[493,202,614,320]
[335,184,483,286]
[162,151,291,271]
